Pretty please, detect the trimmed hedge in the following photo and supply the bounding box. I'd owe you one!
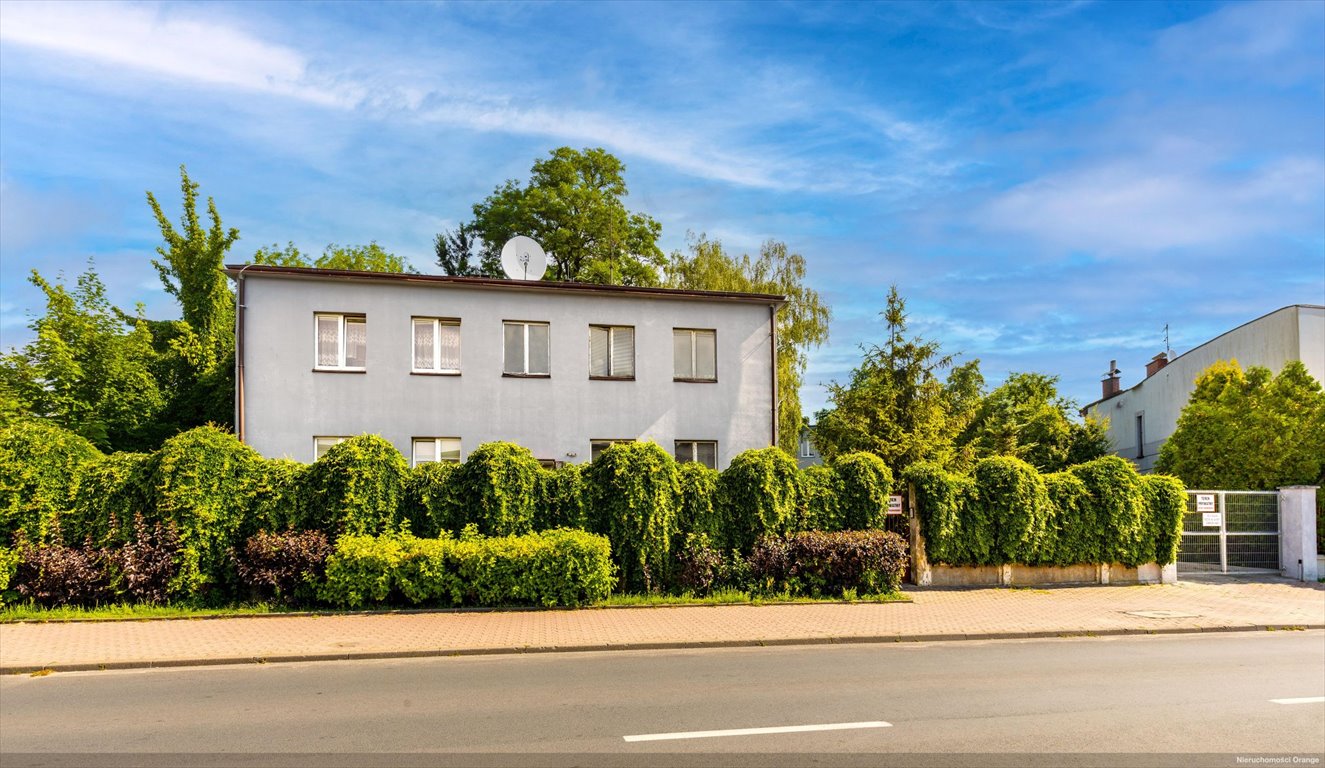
[444,442,540,536]
[0,420,102,545]
[904,455,1185,567]
[246,459,306,536]
[748,530,907,597]
[675,463,722,542]
[718,447,802,553]
[585,442,678,592]
[833,452,894,531]
[65,451,154,547]
[402,461,456,538]
[799,465,841,532]
[320,529,614,608]
[299,434,408,537]
[535,464,588,531]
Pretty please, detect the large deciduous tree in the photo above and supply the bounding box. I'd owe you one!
[813,286,981,478]
[0,266,164,450]
[1157,360,1325,491]
[252,242,414,273]
[665,236,831,456]
[464,147,665,284]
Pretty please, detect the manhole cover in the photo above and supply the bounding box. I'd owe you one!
[1124,610,1201,619]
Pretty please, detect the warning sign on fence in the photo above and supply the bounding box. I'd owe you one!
[887,495,904,516]
[1202,512,1221,527]
[1196,494,1216,512]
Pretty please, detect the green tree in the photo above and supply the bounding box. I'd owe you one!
[145,166,240,431]
[434,224,485,277]
[1157,360,1325,491]
[0,266,164,450]
[666,236,831,455]
[957,372,1110,472]
[813,286,981,478]
[466,147,665,284]
[252,242,414,273]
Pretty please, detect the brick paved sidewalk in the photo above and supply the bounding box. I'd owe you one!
[2,578,1322,673]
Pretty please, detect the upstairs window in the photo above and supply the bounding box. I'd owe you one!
[504,321,550,376]
[675,440,718,470]
[799,434,818,459]
[315,314,366,370]
[673,329,716,381]
[314,436,351,460]
[589,325,635,379]
[412,437,461,466]
[412,318,461,373]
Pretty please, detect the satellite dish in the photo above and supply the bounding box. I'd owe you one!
[500,236,547,281]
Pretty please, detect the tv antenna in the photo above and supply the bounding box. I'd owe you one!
[1163,323,1173,358]
[500,236,547,281]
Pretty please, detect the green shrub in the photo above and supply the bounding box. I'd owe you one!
[972,456,1050,564]
[748,530,907,597]
[1042,471,1092,565]
[833,452,894,531]
[0,420,102,545]
[402,461,457,537]
[1140,474,1186,566]
[534,464,588,531]
[319,533,408,608]
[445,442,540,536]
[1069,456,1146,566]
[0,546,18,604]
[65,452,153,547]
[675,462,722,542]
[299,434,409,537]
[147,426,262,600]
[322,529,614,608]
[246,459,306,536]
[585,442,679,592]
[718,447,802,553]
[799,465,841,532]
[903,462,973,565]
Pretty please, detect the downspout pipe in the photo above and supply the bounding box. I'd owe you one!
[233,264,254,443]
[769,303,779,449]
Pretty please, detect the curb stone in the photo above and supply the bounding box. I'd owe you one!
[6,622,1321,676]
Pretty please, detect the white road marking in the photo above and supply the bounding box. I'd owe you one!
[623,720,892,742]
[1270,697,1325,705]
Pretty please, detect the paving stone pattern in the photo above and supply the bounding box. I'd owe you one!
[2,579,1322,673]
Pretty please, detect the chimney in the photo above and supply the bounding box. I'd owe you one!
[1101,359,1122,400]
[1145,352,1169,378]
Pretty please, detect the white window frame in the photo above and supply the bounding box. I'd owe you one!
[504,320,551,376]
[673,328,717,381]
[589,324,635,379]
[411,317,462,374]
[675,440,719,470]
[314,313,366,370]
[800,435,818,459]
[313,436,351,461]
[412,437,462,466]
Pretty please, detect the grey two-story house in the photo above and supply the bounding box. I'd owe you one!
[226,264,784,470]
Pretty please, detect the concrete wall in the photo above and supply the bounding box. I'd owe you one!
[239,273,777,468]
[1084,305,1325,472]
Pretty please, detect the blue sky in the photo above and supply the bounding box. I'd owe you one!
[1,0,1322,416]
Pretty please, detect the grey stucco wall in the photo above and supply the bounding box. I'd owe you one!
[238,273,777,468]
[1085,305,1325,472]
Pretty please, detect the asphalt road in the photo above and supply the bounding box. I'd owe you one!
[2,631,1322,767]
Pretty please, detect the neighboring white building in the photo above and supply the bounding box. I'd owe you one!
[227,264,784,470]
[1081,304,1325,473]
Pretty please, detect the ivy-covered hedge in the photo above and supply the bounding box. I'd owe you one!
[66,451,154,547]
[833,452,894,531]
[800,465,841,532]
[904,455,1185,567]
[585,442,678,592]
[718,447,802,552]
[298,434,408,537]
[535,464,588,531]
[444,442,540,536]
[0,420,102,545]
[320,529,614,608]
[402,461,456,538]
[675,463,722,542]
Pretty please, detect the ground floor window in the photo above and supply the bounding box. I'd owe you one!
[675,440,718,469]
[590,439,635,462]
[314,436,352,461]
[412,437,461,466]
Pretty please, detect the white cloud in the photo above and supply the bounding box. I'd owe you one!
[0,1,355,106]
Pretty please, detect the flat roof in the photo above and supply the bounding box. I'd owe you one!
[225,264,786,306]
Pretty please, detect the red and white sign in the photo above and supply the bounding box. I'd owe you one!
[886,495,904,516]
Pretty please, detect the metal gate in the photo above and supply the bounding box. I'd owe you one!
[1179,490,1280,573]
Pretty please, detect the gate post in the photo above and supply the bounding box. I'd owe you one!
[907,482,931,586]
[1277,486,1320,582]
[1218,491,1228,574]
